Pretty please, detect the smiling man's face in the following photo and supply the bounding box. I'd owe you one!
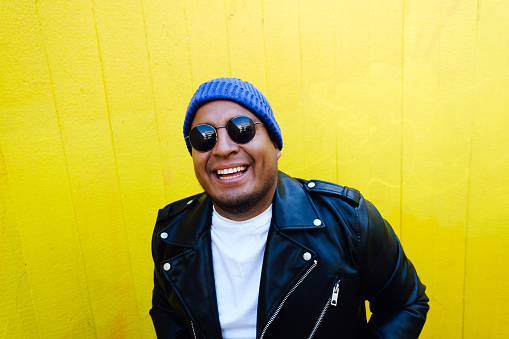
[190,100,281,221]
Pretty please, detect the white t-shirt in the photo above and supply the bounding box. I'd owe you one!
[211,205,272,339]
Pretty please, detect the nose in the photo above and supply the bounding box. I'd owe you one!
[212,127,238,157]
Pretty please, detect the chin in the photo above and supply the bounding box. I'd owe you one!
[211,196,257,216]
[210,180,276,217]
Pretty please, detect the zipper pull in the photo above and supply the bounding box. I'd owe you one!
[331,282,340,306]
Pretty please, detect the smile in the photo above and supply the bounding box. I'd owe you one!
[216,166,247,180]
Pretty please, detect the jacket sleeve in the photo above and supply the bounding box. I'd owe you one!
[150,270,191,339]
[150,205,192,339]
[358,198,429,338]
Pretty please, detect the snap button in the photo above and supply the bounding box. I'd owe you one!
[160,232,168,239]
[187,199,193,205]
[307,182,316,188]
[163,263,171,271]
[313,219,322,226]
[303,252,312,261]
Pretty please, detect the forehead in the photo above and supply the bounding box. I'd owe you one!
[191,100,258,127]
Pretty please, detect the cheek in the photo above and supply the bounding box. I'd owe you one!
[257,148,280,171]
[192,154,208,177]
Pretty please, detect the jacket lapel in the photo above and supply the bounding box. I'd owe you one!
[159,195,223,338]
[257,172,325,336]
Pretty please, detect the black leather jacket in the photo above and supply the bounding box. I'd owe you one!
[150,171,429,338]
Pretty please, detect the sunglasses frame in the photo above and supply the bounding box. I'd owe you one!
[185,115,263,153]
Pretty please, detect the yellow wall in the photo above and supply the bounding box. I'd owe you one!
[1,0,508,338]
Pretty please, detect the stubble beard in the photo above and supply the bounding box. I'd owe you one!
[209,169,278,217]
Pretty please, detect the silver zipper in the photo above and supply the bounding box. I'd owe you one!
[259,260,318,339]
[308,279,341,339]
[331,282,340,306]
[191,320,197,339]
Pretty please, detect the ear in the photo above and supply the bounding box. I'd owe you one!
[272,139,282,160]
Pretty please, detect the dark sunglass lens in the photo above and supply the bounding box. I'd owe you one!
[190,124,216,152]
[228,116,256,144]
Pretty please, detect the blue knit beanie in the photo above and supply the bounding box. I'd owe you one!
[183,77,283,155]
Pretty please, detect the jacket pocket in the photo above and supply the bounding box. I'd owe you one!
[308,275,343,339]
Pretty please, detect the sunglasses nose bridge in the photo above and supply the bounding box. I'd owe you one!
[212,125,238,155]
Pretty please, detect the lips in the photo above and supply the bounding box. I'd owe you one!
[215,166,247,180]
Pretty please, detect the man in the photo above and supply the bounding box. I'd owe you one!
[150,77,429,338]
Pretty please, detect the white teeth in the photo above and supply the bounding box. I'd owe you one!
[216,166,246,176]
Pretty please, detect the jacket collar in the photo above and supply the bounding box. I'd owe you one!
[272,171,323,230]
[159,171,324,246]
[160,193,212,247]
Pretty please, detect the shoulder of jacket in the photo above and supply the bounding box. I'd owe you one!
[156,192,205,222]
[298,178,361,207]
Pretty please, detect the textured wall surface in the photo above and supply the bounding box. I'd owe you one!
[1,0,508,338]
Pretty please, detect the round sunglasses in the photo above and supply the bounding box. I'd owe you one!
[185,116,263,152]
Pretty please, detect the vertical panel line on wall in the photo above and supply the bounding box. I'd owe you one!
[0,138,42,337]
[333,1,339,185]
[139,0,169,199]
[260,0,269,94]
[90,0,141,324]
[223,0,232,76]
[35,2,98,335]
[461,1,480,334]
[297,0,305,173]
[399,0,406,241]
